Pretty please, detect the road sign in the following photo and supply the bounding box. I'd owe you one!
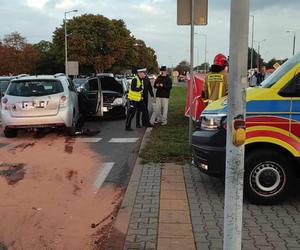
[68,61,79,76]
[273,62,280,69]
[177,0,208,25]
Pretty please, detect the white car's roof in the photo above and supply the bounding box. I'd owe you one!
[12,74,67,82]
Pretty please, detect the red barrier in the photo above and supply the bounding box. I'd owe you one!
[185,74,205,122]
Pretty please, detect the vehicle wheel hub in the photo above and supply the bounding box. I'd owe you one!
[250,162,285,196]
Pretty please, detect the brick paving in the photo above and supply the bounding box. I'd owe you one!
[122,162,300,250]
[183,165,300,250]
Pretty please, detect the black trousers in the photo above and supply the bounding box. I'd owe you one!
[126,100,150,129]
[136,98,150,126]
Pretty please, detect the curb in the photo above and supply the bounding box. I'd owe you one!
[108,127,152,250]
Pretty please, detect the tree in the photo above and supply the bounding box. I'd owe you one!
[51,14,158,74]
[174,60,190,75]
[0,32,38,75]
[33,40,63,74]
[247,47,263,69]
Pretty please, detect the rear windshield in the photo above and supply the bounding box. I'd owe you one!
[6,80,64,97]
[73,78,87,87]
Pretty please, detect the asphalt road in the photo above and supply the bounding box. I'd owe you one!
[0,115,146,249]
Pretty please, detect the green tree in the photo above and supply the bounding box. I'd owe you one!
[174,60,190,75]
[33,40,62,74]
[247,47,264,69]
[52,14,158,74]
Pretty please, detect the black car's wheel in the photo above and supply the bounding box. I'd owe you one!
[4,128,18,138]
[244,149,294,205]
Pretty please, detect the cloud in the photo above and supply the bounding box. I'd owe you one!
[133,3,159,15]
[26,0,49,9]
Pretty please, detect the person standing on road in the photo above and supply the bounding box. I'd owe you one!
[125,68,153,131]
[203,53,228,104]
[136,74,154,128]
[150,66,172,126]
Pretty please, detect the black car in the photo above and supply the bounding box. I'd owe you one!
[99,76,128,118]
[0,76,13,99]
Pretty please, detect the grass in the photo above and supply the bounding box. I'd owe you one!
[140,86,191,164]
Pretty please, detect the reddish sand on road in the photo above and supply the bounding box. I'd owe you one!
[0,133,123,250]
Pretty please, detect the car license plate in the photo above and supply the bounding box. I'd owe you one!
[22,101,34,110]
[35,101,46,108]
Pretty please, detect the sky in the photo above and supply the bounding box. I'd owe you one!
[1,0,300,67]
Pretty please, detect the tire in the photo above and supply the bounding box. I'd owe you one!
[66,111,77,136]
[122,103,128,119]
[4,128,18,138]
[244,149,294,205]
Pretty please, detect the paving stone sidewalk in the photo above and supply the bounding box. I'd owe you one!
[122,163,300,250]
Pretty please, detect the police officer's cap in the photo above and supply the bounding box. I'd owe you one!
[137,67,147,73]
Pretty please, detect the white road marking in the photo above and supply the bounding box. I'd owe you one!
[94,162,114,190]
[77,137,102,143]
[109,138,139,143]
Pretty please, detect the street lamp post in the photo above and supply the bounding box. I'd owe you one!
[64,9,78,76]
[250,15,254,70]
[286,29,300,56]
[194,32,207,73]
[255,39,266,69]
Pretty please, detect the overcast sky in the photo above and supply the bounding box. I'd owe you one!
[1,0,299,67]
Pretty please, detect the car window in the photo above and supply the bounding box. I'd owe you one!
[0,80,10,92]
[67,79,76,92]
[86,78,99,91]
[6,80,64,97]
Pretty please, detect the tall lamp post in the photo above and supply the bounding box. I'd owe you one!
[64,9,78,76]
[255,39,266,69]
[194,32,207,73]
[250,15,254,70]
[286,29,300,56]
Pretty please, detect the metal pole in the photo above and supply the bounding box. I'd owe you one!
[293,32,296,56]
[257,43,260,69]
[250,15,254,69]
[64,12,68,76]
[189,0,195,145]
[204,34,207,73]
[223,0,249,249]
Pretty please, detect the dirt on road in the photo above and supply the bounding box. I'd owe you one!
[0,133,124,250]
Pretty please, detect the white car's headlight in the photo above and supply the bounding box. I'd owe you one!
[200,114,227,130]
[112,97,123,106]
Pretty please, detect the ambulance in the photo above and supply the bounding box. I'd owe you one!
[192,52,300,205]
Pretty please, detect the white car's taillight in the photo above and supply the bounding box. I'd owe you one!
[59,95,67,107]
[2,97,9,110]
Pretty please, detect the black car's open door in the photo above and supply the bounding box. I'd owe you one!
[78,77,103,116]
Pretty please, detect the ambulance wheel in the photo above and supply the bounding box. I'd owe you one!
[244,149,294,205]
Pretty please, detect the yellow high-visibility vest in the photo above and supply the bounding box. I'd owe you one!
[128,76,143,101]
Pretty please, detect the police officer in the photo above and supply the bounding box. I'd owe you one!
[203,53,228,104]
[125,68,153,131]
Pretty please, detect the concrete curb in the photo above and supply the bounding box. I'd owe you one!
[108,127,152,250]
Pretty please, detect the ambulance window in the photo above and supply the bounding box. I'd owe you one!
[261,53,300,88]
[278,73,300,97]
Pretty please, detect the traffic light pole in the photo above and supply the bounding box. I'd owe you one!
[223,0,249,249]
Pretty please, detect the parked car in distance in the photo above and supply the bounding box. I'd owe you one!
[1,74,79,137]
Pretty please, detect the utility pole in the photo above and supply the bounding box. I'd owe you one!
[223,0,249,250]
[250,15,254,70]
[188,0,195,145]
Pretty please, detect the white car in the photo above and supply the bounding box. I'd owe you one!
[1,74,79,138]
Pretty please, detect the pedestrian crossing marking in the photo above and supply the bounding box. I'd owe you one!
[109,138,139,143]
[94,162,114,190]
[77,137,102,143]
